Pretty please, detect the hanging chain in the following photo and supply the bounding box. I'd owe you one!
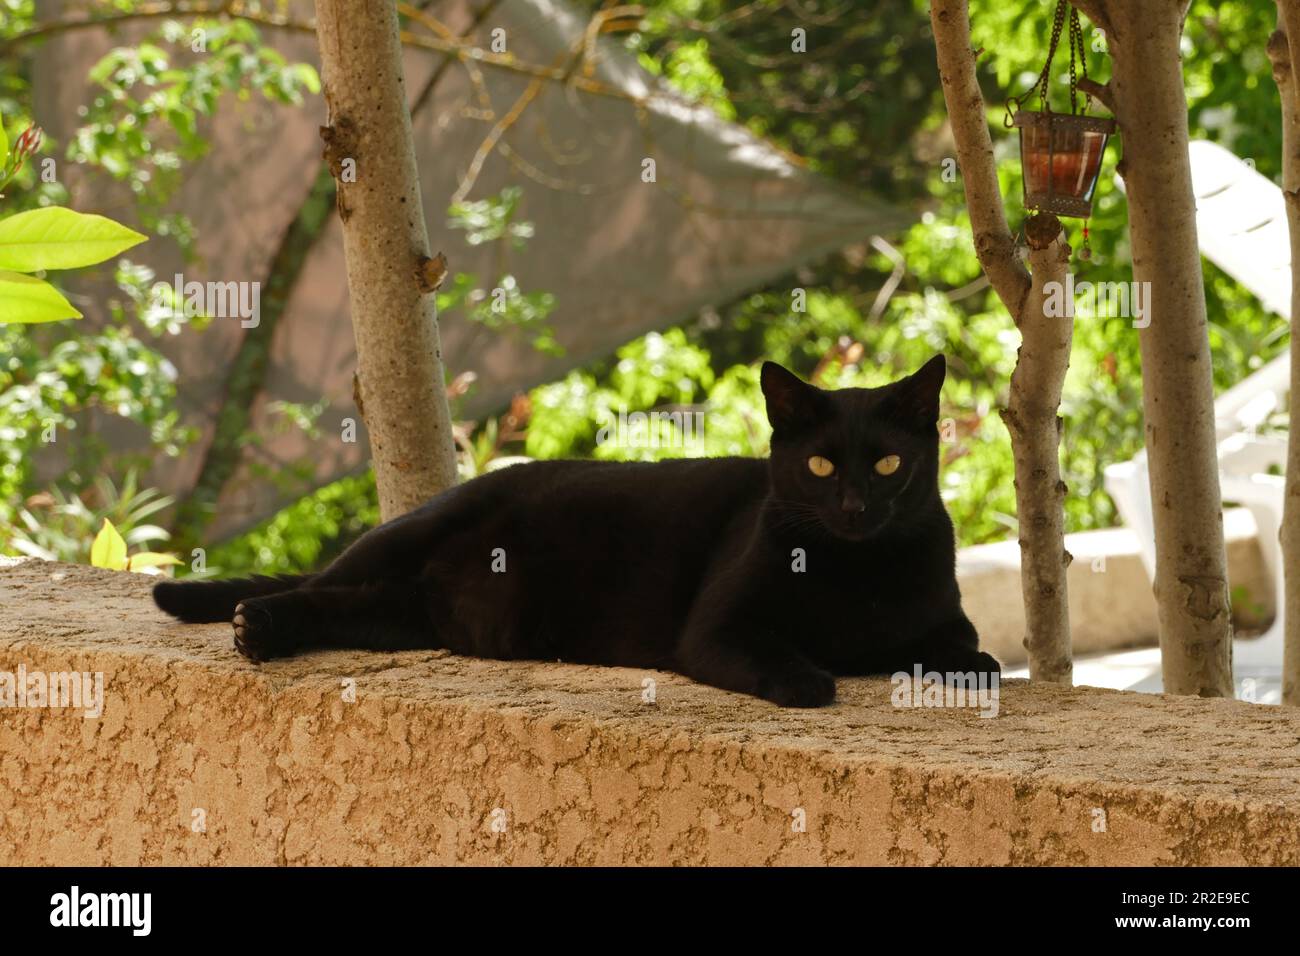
[1005,0,1092,125]
[1068,4,1091,114]
[1070,1,1093,254]
[1037,0,1068,112]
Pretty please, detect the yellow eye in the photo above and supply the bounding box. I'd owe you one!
[807,455,835,477]
[875,455,901,476]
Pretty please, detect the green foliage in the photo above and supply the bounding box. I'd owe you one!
[0,270,82,323]
[70,17,320,251]
[0,306,198,510]
[439,186,560,354]
[542,0,1290,549]
[639,37,737,120]
[0,110,147,324]
[0,206,146,274]
[204,474,379,576]
[0,204,146,321]
[88,515,180,572]
[0,9,318,564]
[447,186,535,247]
[212,0,1293,570]
[606,0,946,194]
[5,469,175,565]
[528,329,723,461]
[4,0,1290,578]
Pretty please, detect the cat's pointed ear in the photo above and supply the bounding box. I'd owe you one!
[888,355,946,430]
[761,362,825,435]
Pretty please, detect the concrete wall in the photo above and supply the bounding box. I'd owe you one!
[960,509,1274,665]
[2,560,1298,865]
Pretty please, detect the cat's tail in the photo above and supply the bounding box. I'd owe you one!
[152,574,313,623]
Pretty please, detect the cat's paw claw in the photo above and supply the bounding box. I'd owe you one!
[232,601,268,662]
[761,667,836,708]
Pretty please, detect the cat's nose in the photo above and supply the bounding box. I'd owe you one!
[840,492,866,514]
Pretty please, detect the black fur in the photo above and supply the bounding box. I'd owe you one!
[154,574,313,622]
[154,356,998,707]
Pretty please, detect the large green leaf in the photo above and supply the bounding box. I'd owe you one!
[0,270,82,323]
[0,207,146,273]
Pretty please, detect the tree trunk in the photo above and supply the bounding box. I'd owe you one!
[1079,0,1233,697]
[314,0,458,521]
[931,0,1073,682]
[1271,1,1300,706]
[1007,215,1074,684]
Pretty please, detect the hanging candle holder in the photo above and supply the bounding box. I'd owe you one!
[1004,0,1115,252]
[1012,110,1114,219]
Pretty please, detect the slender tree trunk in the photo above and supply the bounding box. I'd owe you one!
[171,1,501,542]
[1271,1,1300,706]
[931,0,1073,683]
[1076,0,1233,697]
[1007,216,1074,683]
[314,0,458,520]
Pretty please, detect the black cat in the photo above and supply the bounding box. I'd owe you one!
[153,356,998,707]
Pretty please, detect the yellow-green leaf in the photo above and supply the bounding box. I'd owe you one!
[0,270,82,323]
[0,207,147,273]
[126,552,182,572]
[90,518,128,571]
[0,117,8,168]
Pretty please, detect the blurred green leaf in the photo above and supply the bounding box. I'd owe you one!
[0,270,81,322]
[0,207,146,272]
[90,517,128,570]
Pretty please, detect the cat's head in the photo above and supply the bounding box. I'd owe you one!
[760,356,946,542]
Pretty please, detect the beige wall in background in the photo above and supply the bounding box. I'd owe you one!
[960,509,1274,665]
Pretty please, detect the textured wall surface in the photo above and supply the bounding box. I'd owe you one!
[2,559,1298,866]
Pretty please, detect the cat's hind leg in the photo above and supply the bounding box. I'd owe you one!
[232,584,433,662]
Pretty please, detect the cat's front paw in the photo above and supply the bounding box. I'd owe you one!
[759,666,837,708]
[919,646,1001,678]
[232,600,293,662]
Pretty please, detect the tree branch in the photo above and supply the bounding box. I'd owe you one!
[1068,0,1113,40]
[929,0,1031,317]
[1077,77,1116,115]
[0,1,291,52]
[1,0,644,105]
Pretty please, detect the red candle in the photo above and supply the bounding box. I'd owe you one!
[1051,150,1086,195]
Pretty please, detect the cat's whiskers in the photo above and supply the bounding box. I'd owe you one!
[766,499,835,538]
